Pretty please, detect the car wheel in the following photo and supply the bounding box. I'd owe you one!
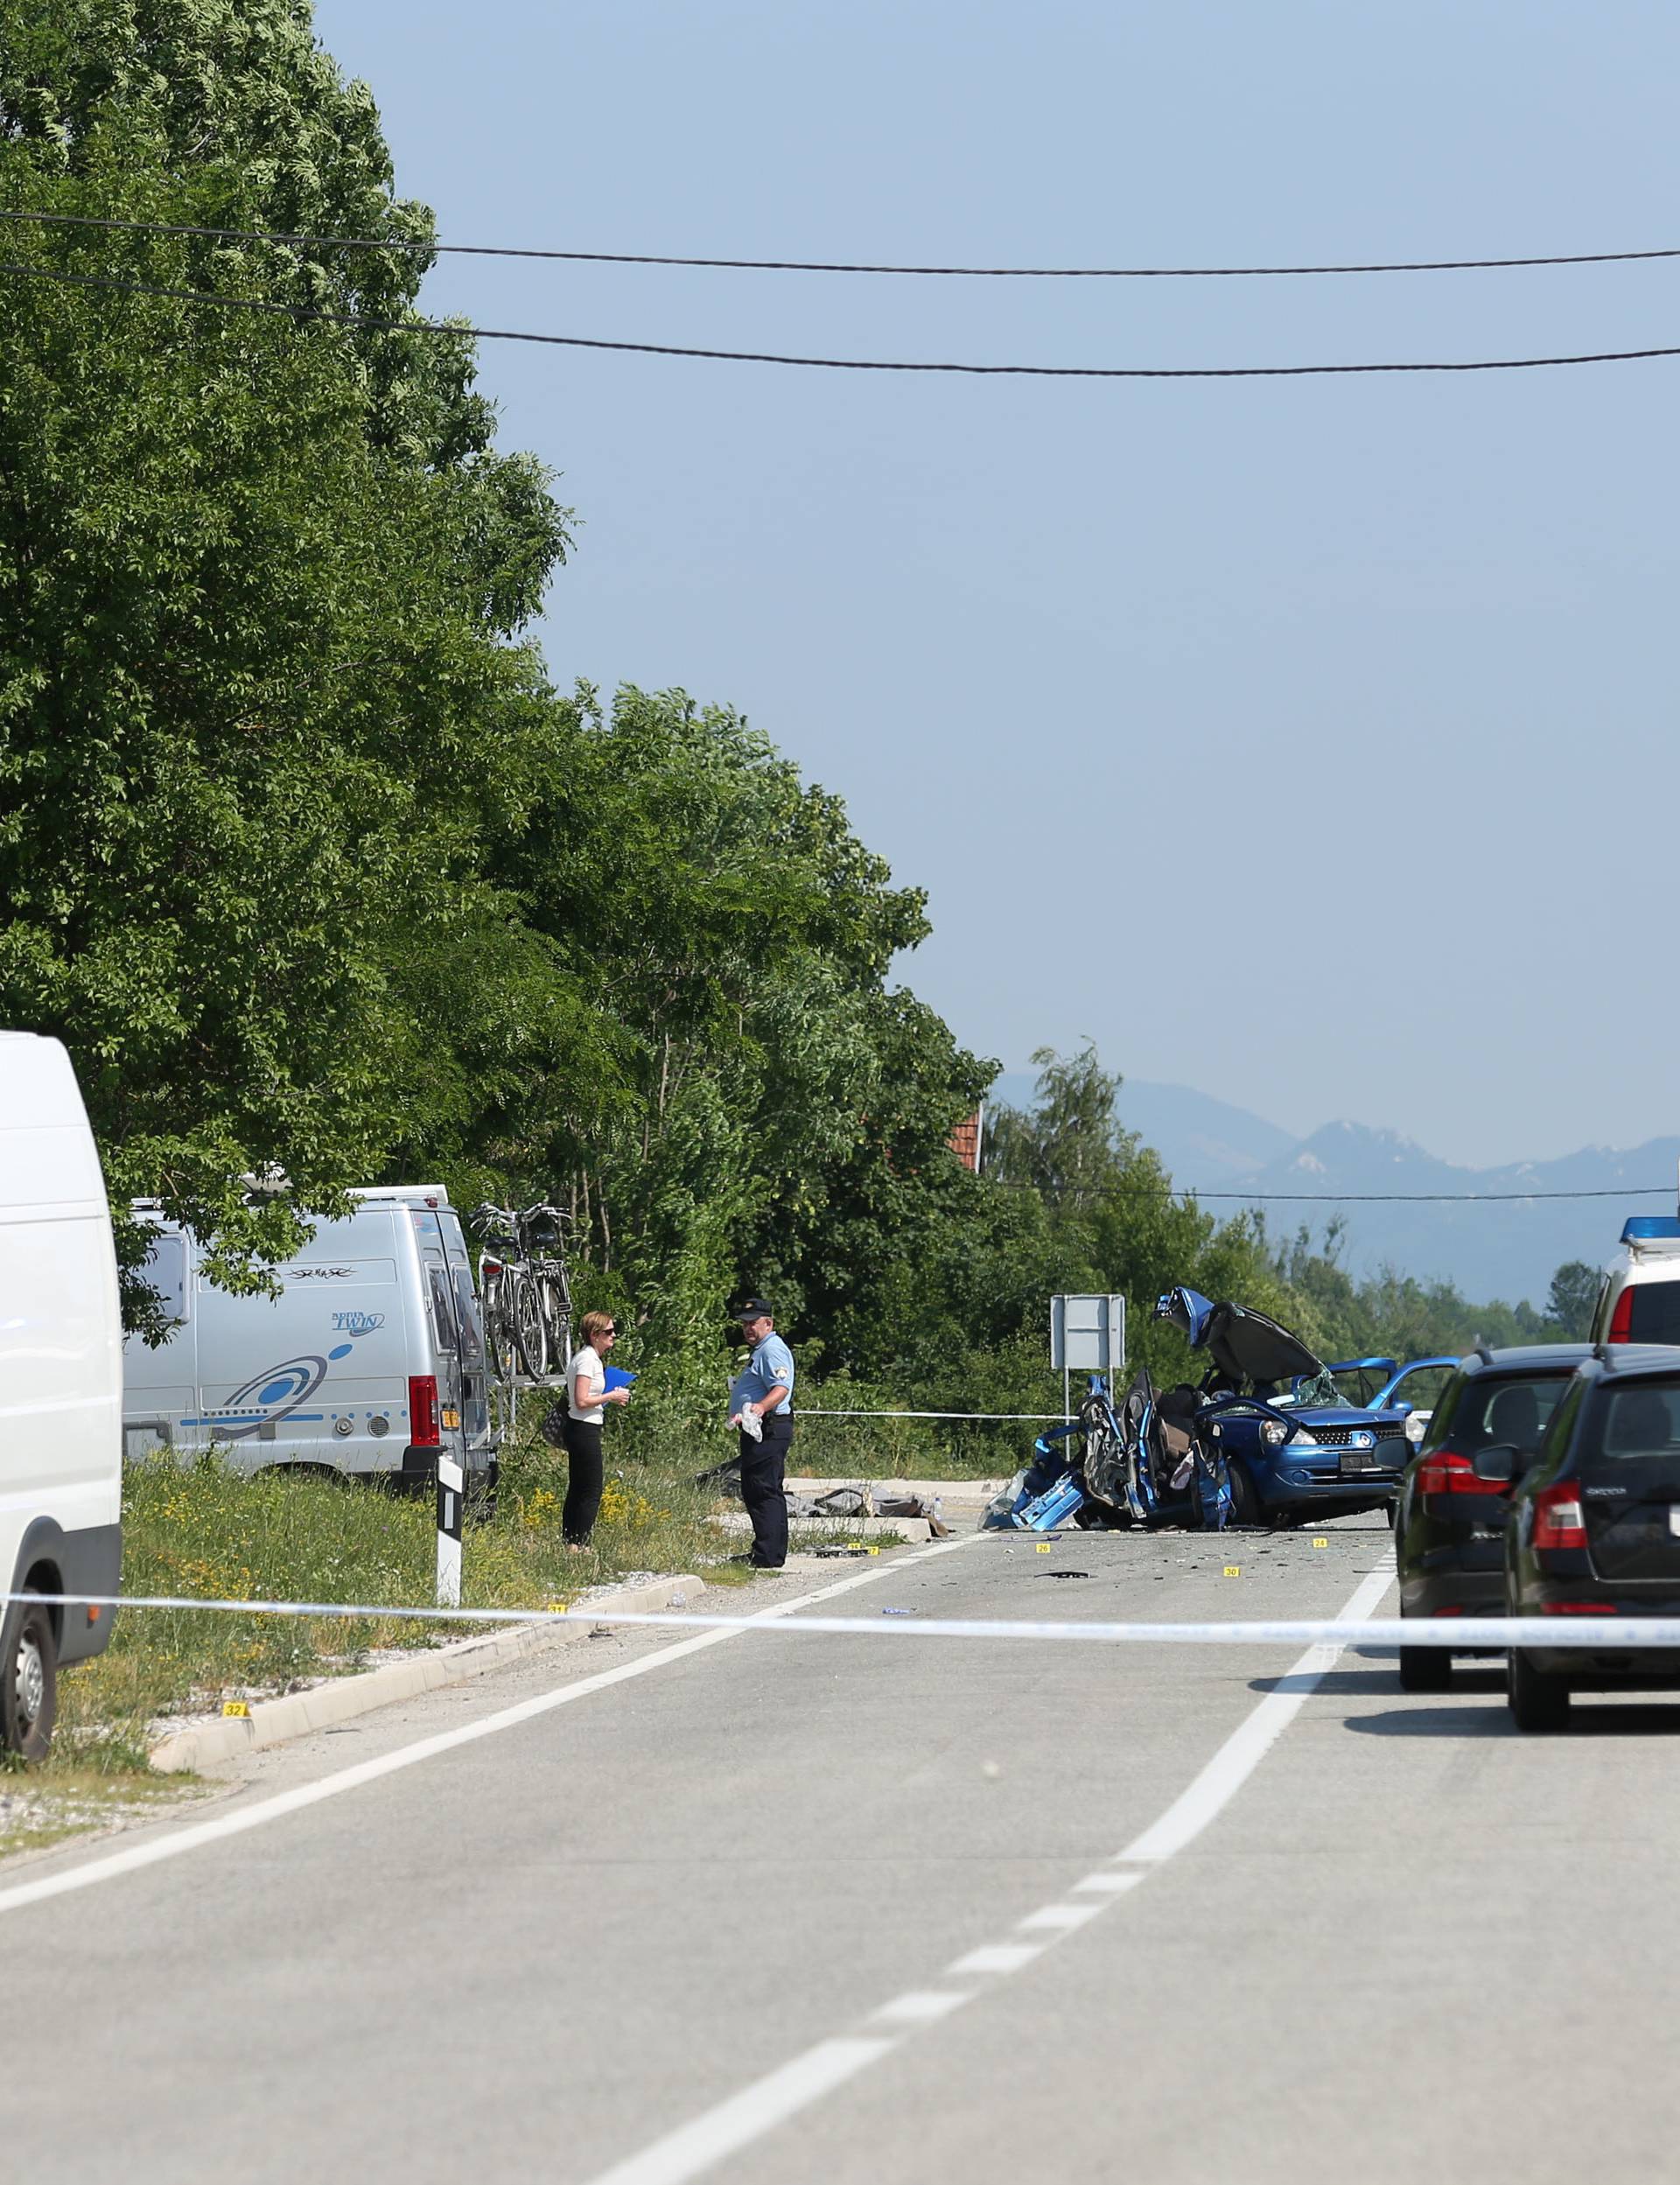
[2,1594,57,1762]
[1225,1460,1261,1526]
[1398,1642,1451,1693]
[1508,1647,1571,1732]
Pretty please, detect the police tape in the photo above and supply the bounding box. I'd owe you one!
[6,1590,1680,1649]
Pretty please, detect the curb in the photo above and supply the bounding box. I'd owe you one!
[147,1573,704,1775]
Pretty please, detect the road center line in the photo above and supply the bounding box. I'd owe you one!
[575,1558,1395,2185]
[1117,1559,1395,1864]
[0,1533,984,1920]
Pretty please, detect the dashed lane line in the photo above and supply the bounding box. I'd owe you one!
[575,1558,1396,2185]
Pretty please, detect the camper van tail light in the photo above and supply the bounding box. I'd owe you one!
[409,1375,441,1448]
[1607,1287,1636,1343]
[1532,1481,1587,1551]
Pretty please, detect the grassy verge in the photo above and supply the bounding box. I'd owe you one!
[0,1761,195,1860]
[46,1410,746,1783]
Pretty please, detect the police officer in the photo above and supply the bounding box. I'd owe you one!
[728,1298,795,1571]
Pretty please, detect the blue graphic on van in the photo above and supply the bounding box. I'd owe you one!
[208,1348,351,1440]
[332,1310,386,1336]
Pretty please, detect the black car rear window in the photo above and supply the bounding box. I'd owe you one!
[1422,1370,1572,1454]
[1582,1380,1680,1466]
[1619,1283,1680,1344]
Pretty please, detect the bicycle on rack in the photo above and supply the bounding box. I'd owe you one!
[469,1199,575,1385]
[522,1202,573,1380]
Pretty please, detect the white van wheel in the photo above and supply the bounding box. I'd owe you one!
[3,1596,57,1762]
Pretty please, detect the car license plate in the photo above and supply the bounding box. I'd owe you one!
[1340,1447,1382,1475]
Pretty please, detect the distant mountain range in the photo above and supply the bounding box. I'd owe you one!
[987,1074,1678,1305]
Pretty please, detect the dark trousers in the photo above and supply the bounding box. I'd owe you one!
[562,1416,605,1544]
[740,1412,793,1567]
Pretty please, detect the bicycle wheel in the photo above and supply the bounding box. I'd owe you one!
[482,1268,513,1383]
[512,1271,546,1380]
[542,1274,571,1375]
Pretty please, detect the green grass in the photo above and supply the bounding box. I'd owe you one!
[48,1410,748,1777]
[0,1757,200,1859]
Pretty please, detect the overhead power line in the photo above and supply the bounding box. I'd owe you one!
[4,206,1679,278]
[992,1178,1675,1204]
[1163,1186,1671,1204]
[7,256,1680,379]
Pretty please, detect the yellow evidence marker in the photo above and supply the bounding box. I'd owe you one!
[1222,1565,1242,1578]
[1312,1536,1330,1548]
[221,1700,251,1718]
[1035,1543,1053,1553]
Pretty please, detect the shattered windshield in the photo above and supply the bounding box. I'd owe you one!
[1272,1369,1347,1410]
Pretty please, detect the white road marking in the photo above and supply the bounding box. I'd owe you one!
[0,1535,984,1920]
[575,1559,1395,2185]
[581,2038,896,2185]
[947,1941,1046,1976]
[1118,1560,1395,1865]
[871,1991,970,2027]
[1017,1901,1104,1933]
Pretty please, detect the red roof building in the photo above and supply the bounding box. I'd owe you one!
[950,1106,985,1174]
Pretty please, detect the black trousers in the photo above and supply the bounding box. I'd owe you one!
[739,1412,793,1568]
[561,1416,605,1545]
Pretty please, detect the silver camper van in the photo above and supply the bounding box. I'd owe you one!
[123,1187,495,1497]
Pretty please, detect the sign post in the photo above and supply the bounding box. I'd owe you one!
[436,1455,464,1607]
[1050,1295,1127,1425]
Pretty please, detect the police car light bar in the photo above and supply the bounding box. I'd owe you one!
[1620,1215,1680,1244]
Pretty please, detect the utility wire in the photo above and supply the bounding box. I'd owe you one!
[6,256,1680,379]
[5,206,1679,278]
[988,1179,1674,1202]
[1153,1186,1671,1203]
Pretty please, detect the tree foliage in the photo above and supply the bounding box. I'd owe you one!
[0,1,1589,1403]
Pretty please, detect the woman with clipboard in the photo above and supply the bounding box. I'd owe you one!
[560,1308,634,1548]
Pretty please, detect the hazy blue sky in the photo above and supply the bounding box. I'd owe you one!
[315,0,1679,1168]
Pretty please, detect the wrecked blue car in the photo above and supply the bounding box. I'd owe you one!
[1077,1368,1234,1530]
[1151,1288,1423,1526]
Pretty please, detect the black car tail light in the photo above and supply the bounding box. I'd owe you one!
[1532,1480,1587,1551]
[1417,1449,1494,1496]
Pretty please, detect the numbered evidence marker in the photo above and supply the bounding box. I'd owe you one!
[221,1700,251,1718]
[1222,1565,1242,1578]
[1312,1536,1330,1549]
[1036,1543,1053,1554]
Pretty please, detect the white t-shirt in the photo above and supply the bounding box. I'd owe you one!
[566,1344,606,1424]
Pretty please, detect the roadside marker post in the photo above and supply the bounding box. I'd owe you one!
[437,1456,465,1607]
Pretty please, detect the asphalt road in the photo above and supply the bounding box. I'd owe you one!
[5,1517,1678,2184]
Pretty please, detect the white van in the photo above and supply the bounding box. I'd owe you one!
[0,1033,122,1759]
[1589,1215,1680,1346]
[123,1188,495,1497]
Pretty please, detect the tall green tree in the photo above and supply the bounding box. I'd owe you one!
[0,0,573,1321]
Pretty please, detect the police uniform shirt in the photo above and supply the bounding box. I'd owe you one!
[731,1331,795,1417]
